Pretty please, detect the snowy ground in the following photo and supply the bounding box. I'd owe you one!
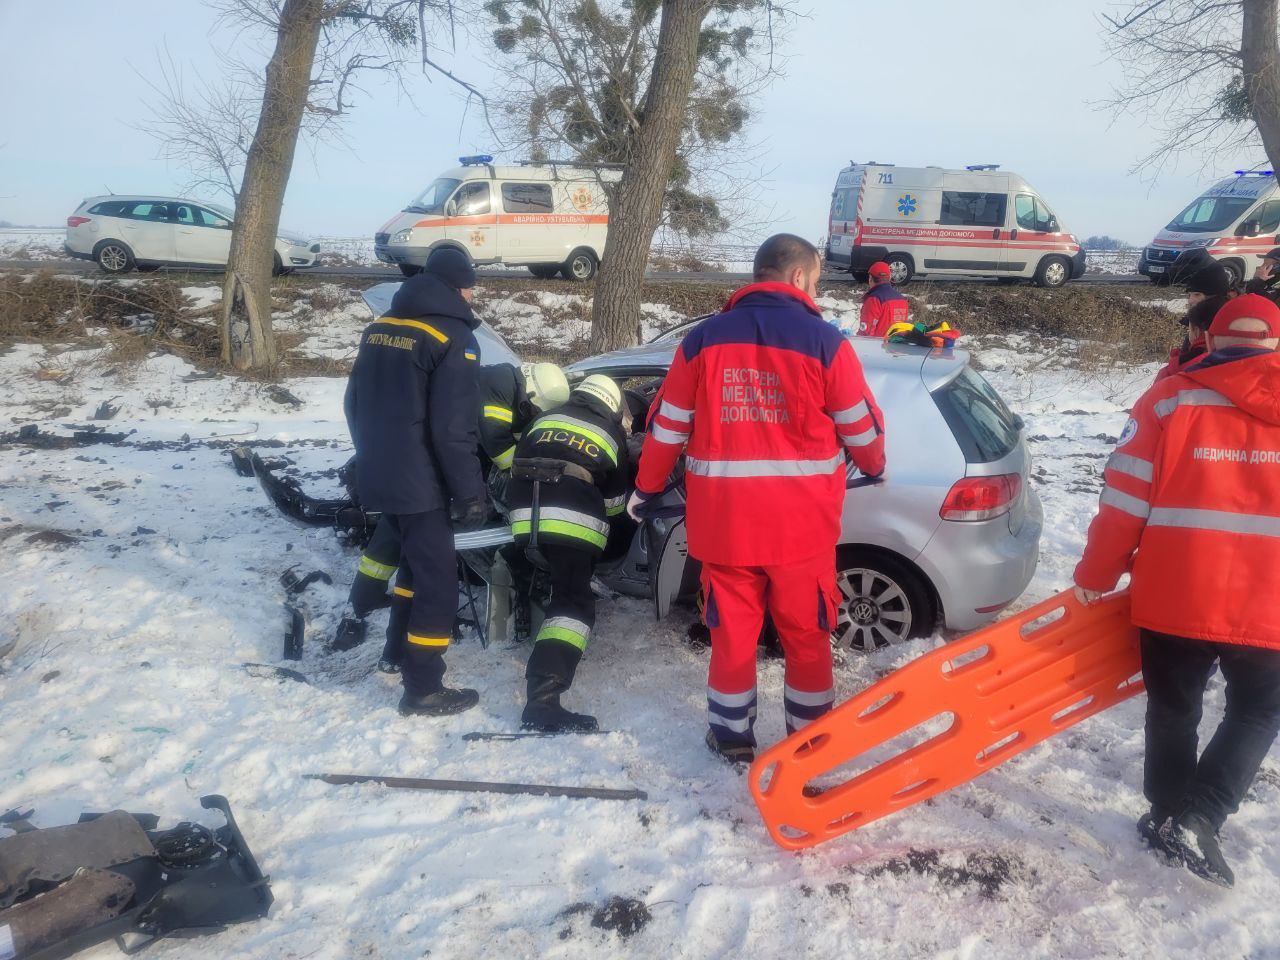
[2,282,1277,960]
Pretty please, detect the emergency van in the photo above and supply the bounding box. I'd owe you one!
[1139,170,1280,286]
[825,163,1085,287]
[374,156,621,281]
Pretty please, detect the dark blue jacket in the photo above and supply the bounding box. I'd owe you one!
[344,274,484,514]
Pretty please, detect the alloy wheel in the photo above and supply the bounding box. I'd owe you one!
[831,566,913,651]
[99,245,129,272]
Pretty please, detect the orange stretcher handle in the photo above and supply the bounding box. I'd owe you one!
[748,589,1142,850]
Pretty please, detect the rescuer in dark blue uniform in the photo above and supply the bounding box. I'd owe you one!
[344,247,487,717]
[506,375,630,732]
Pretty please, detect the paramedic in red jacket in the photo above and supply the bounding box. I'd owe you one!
[859,261,910,338]
[629,234,887,764]
[1074,293,1280,888]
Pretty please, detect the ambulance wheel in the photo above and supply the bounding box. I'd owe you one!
[885,254,914,286]
[1033,256,1070,288]
[831,548,936,653]
[1220,259,1245,288]
[529,264,560,279]
[399,264,422,277]
[562,249,598,282]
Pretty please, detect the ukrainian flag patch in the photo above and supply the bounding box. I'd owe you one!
[464,350,478,361]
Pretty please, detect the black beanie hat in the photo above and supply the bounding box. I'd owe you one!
[424,246,477,290]
[1183,294,1228,331]
[1183,262,1232,297]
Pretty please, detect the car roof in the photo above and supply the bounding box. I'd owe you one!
[567,323,969,390]
[81,195,222,205]
[360,282,521,368]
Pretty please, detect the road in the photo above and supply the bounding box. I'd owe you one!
[0,258,1149,286]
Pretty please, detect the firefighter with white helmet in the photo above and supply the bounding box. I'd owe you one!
[479,362,572,471]
[505,373,630,732]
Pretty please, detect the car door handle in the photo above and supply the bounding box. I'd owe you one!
[1009,228,1018,240]
[992,228,1001,239]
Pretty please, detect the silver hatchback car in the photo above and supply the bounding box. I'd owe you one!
[566,324,1043,649]
[357,284,1042,650]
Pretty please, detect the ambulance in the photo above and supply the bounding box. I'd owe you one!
[374,156,620,281]
[1139,170,1280,286]
[825,162,1085,286]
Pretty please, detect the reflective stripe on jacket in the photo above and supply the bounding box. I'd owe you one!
[506,394,629,555]
[635,282,886,566]
[1075,347,1280,649]
[478,363,534,470]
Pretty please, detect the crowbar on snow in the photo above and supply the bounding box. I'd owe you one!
[306,773,648,802]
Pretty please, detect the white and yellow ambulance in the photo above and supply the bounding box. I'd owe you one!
[826,162,1085,287]
[1139,170,1280,287]
[374,157,620,281]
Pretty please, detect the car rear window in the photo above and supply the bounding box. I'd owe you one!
[932,367,1021,463]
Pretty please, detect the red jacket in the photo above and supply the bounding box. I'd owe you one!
[635,283,886,566]
[1075,348,1280,649]
[859,283,910,338]
[1153,335,1206,383]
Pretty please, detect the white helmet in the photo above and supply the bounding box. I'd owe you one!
[520,362,570,411]
[573,374,624,419]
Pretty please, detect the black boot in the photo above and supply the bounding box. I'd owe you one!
[1162,811,1235,887]
[705,729,755,767]
[331,616,368,652]
[521,641,597,733]
[1137,809,1182,863]
[398,687,479,717]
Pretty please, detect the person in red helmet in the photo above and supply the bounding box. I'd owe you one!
[859,261,910,338]
[629,234,886,765]
[1074,292,1280,888]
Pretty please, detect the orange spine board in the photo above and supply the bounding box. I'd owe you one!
[748,590,1142,850]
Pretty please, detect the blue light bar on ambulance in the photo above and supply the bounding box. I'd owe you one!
[966,164,1001,171]
[1234,170,1274,176]
[459,155,494,166]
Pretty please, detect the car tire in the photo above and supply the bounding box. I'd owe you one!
[529,264,560,280]
[1033,255,1071,288]
[94,240,134,274]
[831,548,937,653]
[272,253,289,277]
[885,253,914,285]
[399,263,422,277]
[561,248,598,282]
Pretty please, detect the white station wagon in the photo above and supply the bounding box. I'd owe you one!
[64,195,320,275]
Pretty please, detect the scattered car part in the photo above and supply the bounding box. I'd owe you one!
[0,811,153,908]
[91,400,121,422]
[282,605,305,661]
[461,731,608,742]
[228,447,254,478]
[0,796,271,959]
[307,773,647,802]
[279,567,332,598]
[3,867,136,959]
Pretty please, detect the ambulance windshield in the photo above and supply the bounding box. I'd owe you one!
[406,178,462,214]
[1166,195,1256,233]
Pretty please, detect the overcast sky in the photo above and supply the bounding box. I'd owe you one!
[0,0,1262,244]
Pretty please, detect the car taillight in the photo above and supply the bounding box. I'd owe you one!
[66,216,91,227]
[939,473,1021,522]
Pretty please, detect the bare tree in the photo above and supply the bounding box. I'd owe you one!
[484,0,787,242]
[1101,0,1280,175]
[151,0,482,370]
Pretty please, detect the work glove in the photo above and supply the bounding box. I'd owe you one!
[451,496,488,531]
[626,489,654,522]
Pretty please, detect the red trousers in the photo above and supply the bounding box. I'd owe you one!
[702,553,838,746]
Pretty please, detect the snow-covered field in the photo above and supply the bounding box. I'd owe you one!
[1,281,1276,959]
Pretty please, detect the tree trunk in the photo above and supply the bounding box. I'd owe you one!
[588,0,710,353]
[220,0,325,370]
[1243,0,1280,174]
